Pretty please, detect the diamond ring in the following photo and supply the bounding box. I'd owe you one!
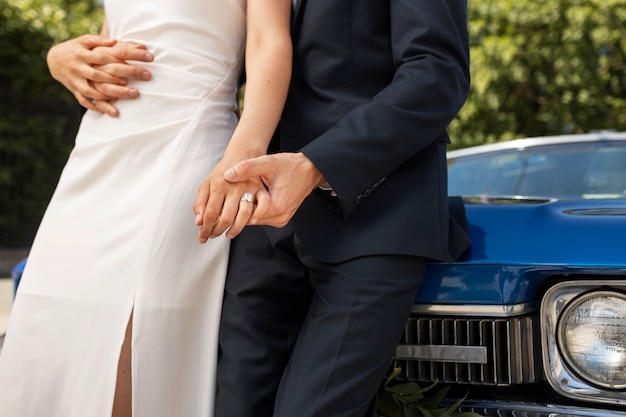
[240,192,254,203]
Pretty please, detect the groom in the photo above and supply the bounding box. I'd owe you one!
[201,1,472,416]
[52,0,471,414]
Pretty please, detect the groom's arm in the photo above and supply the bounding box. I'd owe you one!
[224,0,470,226]
[299,0,470,218]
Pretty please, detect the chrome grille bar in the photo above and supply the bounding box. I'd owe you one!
[394,315,542,386]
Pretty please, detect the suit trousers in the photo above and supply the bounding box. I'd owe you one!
[216,223,426,417]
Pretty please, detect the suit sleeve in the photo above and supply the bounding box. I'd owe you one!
[300,0,470,218]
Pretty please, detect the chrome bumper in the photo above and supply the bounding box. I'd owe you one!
[451,399,626,417]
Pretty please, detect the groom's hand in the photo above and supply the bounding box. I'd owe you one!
[47,35,154,116]
[224,152,326,227]
[91,40,154,98]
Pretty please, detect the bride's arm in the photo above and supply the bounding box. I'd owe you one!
[46,13,154,117]
[224,0,292,161]
[193,0,293,241]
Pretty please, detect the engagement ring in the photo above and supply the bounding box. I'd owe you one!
[240,193,254,203]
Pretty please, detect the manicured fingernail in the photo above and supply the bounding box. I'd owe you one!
[128,88,139,98]
[141,70,152,80]
[194,214,201,225]
[224,168,235,181]
[144,52,154,61]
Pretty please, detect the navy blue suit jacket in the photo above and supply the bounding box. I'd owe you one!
[278,0,471,263]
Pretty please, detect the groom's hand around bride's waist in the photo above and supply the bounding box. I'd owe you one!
[47,35,154,117]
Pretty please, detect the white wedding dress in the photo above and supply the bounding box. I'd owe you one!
[0,0,245,415]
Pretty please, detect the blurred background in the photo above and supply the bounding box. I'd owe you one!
[0,0,625,265]
[1,0,103,269]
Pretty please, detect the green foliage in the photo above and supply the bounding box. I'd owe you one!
[3,0,103,42]
[378,367,483,417]
[0,0,102,246]
[448,0,626,149]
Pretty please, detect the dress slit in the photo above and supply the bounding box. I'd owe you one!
[112,310,134,417]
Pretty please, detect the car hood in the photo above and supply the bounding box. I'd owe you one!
[416,197,626,306]
[458,197,626,265]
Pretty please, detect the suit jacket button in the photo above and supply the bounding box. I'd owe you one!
[354,195,363,204]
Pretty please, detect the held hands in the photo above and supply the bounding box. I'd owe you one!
[193,158,270,242]
[47,34,154,117]
[194,152,325,242]
[225,153,325,227]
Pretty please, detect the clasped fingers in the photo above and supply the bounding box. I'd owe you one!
[194,180,265,243]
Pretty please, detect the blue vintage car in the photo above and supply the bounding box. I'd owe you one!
[10,257,26,298]
[394,132,626,416]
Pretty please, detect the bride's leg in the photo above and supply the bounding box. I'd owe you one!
[112,313,133,417]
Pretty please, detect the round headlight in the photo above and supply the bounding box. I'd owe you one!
[557,291,626,389]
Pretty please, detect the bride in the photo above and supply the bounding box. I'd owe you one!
[0,1,291,416]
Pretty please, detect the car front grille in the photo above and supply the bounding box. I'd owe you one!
[393,314,543,386]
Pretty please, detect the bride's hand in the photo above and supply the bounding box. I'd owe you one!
[193,159,268,242]
[47,35,154,116]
